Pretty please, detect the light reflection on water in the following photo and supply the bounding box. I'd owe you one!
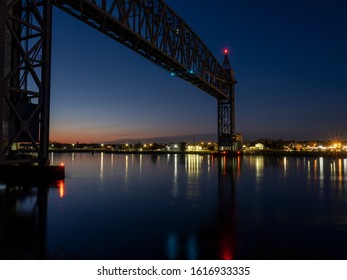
[1,153,347,259]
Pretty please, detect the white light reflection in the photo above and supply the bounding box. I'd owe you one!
[329,159,345,201]
[172,154,178,198]
[319,157,324,182]
[125,155,129,187]
[131,154,135,166]
[185,155,202,198]
[139,154,143,176]
[207,155,211,173]
[283,157,287,177]
[100,152,104,179]
[186,154,201,178]
[256,157,264,184]
[111,153,114,169]
[50,152,54,165]
[250,157,264,185]
[319,157,324,189]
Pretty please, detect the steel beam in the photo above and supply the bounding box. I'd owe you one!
[53,0,232,99]
[0,0,6,163]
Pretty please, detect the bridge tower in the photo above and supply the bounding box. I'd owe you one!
[218,49,238,152]
[0,0,52,165]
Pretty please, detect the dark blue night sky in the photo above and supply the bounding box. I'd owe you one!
[50,0,347,143]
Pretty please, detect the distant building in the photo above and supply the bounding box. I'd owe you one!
[165,143,181,152]
[186,144,202,152]
[255,143,264,150]
[233,133,243,151]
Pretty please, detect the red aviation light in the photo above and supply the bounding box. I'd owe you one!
[224,48,229,54]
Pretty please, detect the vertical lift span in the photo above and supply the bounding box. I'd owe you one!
[218,49,241,153]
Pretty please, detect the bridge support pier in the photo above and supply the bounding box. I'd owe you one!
[218,93,235,152]
[0,0,52,165]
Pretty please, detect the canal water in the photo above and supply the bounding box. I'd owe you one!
[1,153,347,259]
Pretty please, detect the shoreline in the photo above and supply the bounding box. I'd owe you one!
[46,149,347,158]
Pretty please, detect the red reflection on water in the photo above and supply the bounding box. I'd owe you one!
[222,247,233,260]
[58,180,65,198]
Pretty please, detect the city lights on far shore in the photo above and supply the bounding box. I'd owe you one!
[328,136,344,151]
[332,142,342,149]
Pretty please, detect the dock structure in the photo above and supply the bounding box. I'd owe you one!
[0,164,65,183]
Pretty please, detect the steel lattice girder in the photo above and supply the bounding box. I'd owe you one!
[53,0,232,99]
[0,0,52,164]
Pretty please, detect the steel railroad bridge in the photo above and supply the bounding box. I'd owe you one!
[0,0,237,165]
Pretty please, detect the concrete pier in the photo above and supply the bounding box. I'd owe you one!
[0,164,65,183]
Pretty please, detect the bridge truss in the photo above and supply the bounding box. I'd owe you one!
[0,0,52,164]
[1,0,237,165]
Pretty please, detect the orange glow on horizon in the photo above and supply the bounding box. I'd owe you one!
[50,133,212,144]
[49,130,187,144]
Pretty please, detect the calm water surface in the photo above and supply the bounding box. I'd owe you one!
[1,153,347,259]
